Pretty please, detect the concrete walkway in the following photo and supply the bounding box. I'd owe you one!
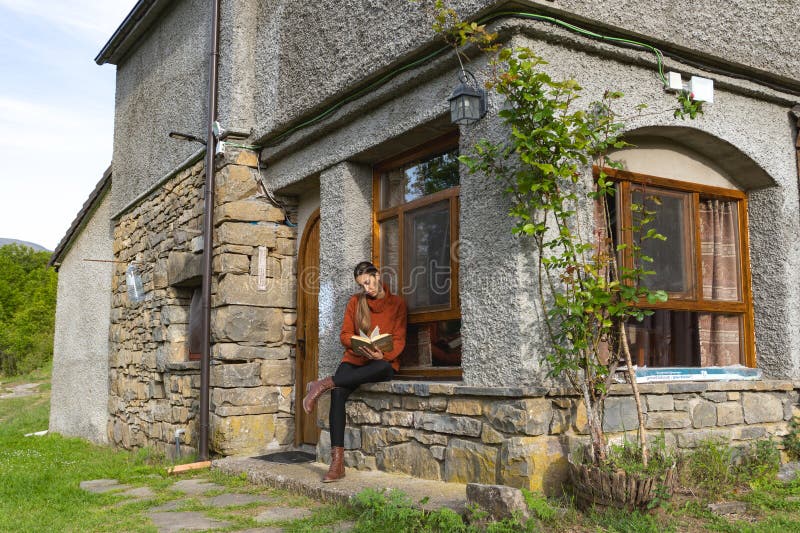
[81,475,325,532]
[0,382,40,399]
[80,458,468,532]
[213,456,468,513]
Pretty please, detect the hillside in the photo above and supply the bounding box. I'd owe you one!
[0,238,49,252]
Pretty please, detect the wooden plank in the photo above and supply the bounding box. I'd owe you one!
[599,166,746,199]
[374,131,459,172]
[739,197,757,368]
[167,461,211,474]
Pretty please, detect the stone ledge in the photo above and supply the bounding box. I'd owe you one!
[359,379,798,399]
[359,381,549,398]
[165,361,201,372]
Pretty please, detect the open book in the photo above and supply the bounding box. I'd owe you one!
[350,326,393,353]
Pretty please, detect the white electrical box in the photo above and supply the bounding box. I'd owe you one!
[666,71,683,91]
[689,76,714,103]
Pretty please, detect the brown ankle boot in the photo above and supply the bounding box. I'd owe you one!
[323,446,345,482]
[302,376,334,414]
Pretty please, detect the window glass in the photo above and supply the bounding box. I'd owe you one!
[188,288,203,361]
[626,310,742,367]
[632,187,695,297]
[403,201,451,312]
[699,198,741,301]
[375,136,461,375]
[608,169,752,369]
[400,319,462,368]
[381,149,459,209]
[379,218,399,295]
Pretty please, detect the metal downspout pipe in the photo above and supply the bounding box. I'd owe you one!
[199,0,221,462]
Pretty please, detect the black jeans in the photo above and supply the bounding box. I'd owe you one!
[329,360,394,447]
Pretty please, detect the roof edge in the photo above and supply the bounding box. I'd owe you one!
[49,166,113,269]
[95,0,171,66]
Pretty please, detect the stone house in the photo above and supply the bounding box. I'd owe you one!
[49,0,800,492]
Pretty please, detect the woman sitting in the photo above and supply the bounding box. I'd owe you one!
[301,261,407,482]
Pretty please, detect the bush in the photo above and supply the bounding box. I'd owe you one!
[736,438,781,480]
[682,437,781,493]
[682,438,737,492]
[784,417,800,461]
[0,244,57,376]
[522,489,558,522]
[352,488,468,532]
[602,433,676,477]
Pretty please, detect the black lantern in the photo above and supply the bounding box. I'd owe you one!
[448,70,487,125]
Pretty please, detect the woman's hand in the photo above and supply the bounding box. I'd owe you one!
[358,346,384,360]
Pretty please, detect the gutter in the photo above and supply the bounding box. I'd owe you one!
[198,0,221,462]
[95,0,168,65]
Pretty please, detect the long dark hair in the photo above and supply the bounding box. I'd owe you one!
[354,261,378,333]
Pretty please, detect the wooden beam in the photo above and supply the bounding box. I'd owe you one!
[167,461,212,475]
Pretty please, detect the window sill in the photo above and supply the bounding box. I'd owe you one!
[359,379,799,398]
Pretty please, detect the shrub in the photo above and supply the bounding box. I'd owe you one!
[352,488,469,532]
[736,438,780,480]
[682,437,781,493]
[784,416,800,461]
[682,438,737,492]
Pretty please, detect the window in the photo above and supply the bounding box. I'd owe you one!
[373,132,462,378]
[188,287,203,361]
[607,168,755,368]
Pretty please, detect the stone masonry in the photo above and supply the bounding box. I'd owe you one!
[109,146,298,457]
[315,380,800,496]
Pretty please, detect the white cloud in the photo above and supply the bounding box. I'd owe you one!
[0,1,137,249]
[0,0,133,41]
[0,96,107,144]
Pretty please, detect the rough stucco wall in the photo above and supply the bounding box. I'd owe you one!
[217,0,262,133]
[111,0,209,215]
[545,0,799,81]
[459,118,548,387]
[248,0,799,140]
[110,0,799,214]
[318,163,373,378]
[49,191,113,444]
[261,26,799,385]
[506,31,800,380]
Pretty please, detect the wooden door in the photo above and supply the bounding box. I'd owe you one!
[295,209,320,445]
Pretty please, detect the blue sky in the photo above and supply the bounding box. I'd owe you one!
[0,1,138,250]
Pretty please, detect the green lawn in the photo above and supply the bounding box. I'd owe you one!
[0,371,354,532]
[0,379,167,531]
[2,369,800,532]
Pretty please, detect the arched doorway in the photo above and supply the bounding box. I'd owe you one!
[295,208,320,445]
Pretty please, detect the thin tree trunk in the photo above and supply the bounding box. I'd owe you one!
[581,380,606,464]
[620,322,648,467]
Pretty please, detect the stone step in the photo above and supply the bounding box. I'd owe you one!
[213,456,467,513]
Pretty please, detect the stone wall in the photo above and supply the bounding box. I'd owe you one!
[316,380,800,495]
[108,146,298,457]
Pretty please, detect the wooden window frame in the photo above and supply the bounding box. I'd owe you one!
[373,132,462,379]
[602,167,756,367]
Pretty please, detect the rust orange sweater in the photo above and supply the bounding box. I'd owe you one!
[339,286,407,371]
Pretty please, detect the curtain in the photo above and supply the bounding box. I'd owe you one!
[698,199,742,366]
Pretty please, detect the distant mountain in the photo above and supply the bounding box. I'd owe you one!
[0,238,49,252]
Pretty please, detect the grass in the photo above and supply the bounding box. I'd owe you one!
[3,367,800,532]
[0,367,357,533]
